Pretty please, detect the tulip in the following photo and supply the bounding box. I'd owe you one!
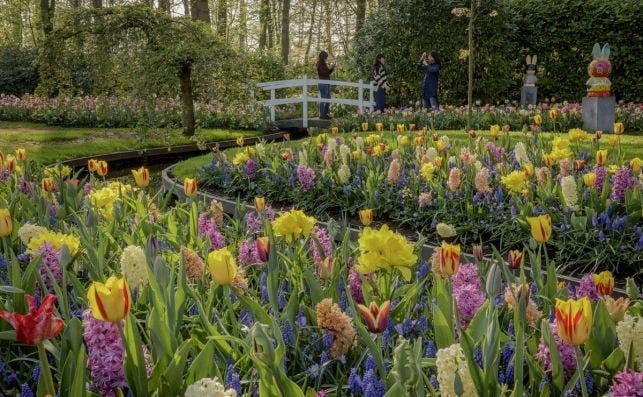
[507,249,523,269]
[236,136,245,146]
[472,244,483,261]
[434,241,460,276]
[357,300,391,333]
[594,131,602,141]
[87,276,132,323]
[501,124,511,133]
[523,163,534,177]
[630,157,642,174]
[254,196,265,213]
[533,114,542,125]
[414,136,424,146]
[0,151,3,165]
[0,208,12,237]
[41,177,55,193]
[361,122,369,132]
[375,123,383,132]
[555,297,592,345]
[613,122,624,135]
[15,148,26,161]
[526,214,552,243]
[490,124,500,140]
[280,149,293,161]
[331,127,339,135]
[595,150,607,166]
[0,294,63,344]
[608,136,618,146]
[131,167,150,188]
[358,209,373,226]
[409,124,416,131]
[183,177,197,197]
[432,133,439,141]
[582,172,596,187]
[317,256,335,279]
[549,108,559,120]
[96,160,108,177]
[542,153,555,167]
[87,159,98,173]
[396,124,405,133]
[592,271,614,296]
[604,296,629,322]
[207,247,238,285]
[5,155,17,172]
[469,129,477,139]
[255,237,271,263]
[574,160,586,172]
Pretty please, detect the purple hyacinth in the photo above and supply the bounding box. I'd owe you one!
[610,167,636,203]
[610,369,643,397]
[594,165,607,193]
[244,158,257,178]
[362,369,385,397]
[226,363,242,396]
[197,212,225,249]
[348,269,364,304]
[455,284,486,321]
[310,226,332,264]
[535,322,577,378]
[245,206,276,234]
[238,239,261,266]
[19,176,30,195]
[452,263,481,291]
[35,243,62,292]
[576,274,599,303]
[297,165,316,192]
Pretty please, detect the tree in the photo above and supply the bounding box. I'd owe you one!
[355,0,366,36]
[190,0,211,24]
[217,0,227,38]
[280,0,290,63]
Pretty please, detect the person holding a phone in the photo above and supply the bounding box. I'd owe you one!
[417,51,441,111]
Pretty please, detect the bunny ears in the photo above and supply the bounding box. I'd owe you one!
[526,55,537,65]
[592,43,610,60]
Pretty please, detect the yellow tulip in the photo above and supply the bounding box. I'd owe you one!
[0,208,12,237]
[523,163,534,177]
[555,297,592,345]
[490,124,500,139]
[236,136,245,147]
[331,127,339,135]
[254,196,265,213]
[608,136,618,146]
[592,271,614,296]
[15,148,26,161]
[433,241,460,276]
[87,276,132,323]
[375,123,383,132]
[207,247,238,285]
[41,177,55,193]
[96,160,109,177]
[630,157,642,174]
[533,114,542,125]
[582,172,596,187]
[131,167,150,188]
[549,108,558,120]
[361,122,369,132]
[526,214,552,243]
[359,209,373,226]
[595,150,607,166]
[613,122,624,135]
[5,155,17,173]
[183,178,197,197]
[0,151,3,165]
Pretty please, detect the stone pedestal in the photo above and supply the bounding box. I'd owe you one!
[520,86,537,107]
[582,96,615,132]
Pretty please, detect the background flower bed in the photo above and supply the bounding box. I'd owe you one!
[195,129,643,279]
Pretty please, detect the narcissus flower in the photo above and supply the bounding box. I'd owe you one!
[131,167,150,188]
[87,276,132,323]
[0,208,12,237]
[555,297,593,345]
[357,301,391,333]
[184,178,197,197]
[272,209,316,242]
[592,271,614,296]
[356,224,417,281]
[0,294,64,344]
[501,171,527,193]
[27,230,80,256]
[526,214,552,243]
[207,247,238,286]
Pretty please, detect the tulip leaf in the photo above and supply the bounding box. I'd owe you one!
[602,347,625,375]
[160,339,193,396]
[122,315,151,397]
[540,319,564,393]
[383,382,406,397]
[466,301,491,343]
[186,340,216,386]
[0,330,16,340]
[432,307,454,349]
[0,285,24,294]
[302,267,323,304]
[459,330,485,397]
[586,300,616,367]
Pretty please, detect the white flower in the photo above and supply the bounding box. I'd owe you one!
[514,142,530,166]
[254,143,265,157]
[616,314,643,368]
[337,164,351,184]
[339,144,351,165]
[355,137,364,151]
[184,377,236,397]
[298,149,308,166]
[436,223,457,238]
[425,147,438,163]
[120,245,149,288]
[436,344,478,397]
[18,223,48,246]
[326,138,337,153]
[560,175,578,208]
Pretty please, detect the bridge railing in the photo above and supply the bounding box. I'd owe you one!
[257,76,376,128]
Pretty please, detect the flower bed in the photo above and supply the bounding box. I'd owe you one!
[0,150,642,396]
[0,95,271,131]
[196,127,643,278]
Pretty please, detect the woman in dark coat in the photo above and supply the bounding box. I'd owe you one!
[316,50,335,119]
[372,53,389,113]
[417,51,441,111]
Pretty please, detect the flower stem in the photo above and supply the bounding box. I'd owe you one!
[37,342,56,396]
[574,345,588,397]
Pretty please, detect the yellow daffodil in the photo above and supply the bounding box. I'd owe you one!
[356,224,418,281]
[272,209,316,242]
[502,171,528,193]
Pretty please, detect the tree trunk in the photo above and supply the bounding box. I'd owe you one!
[179,62,196,136]
[183,0,190,17]
[238,0,247,50]
[467,0,474,130]
[159,0,171,13]
[303,0,317,64]
[323,0,332,54]
[216,0,226,38]
[190,0,211,24]
[259,0,269,50]
[92,0,102,8]
[355,0,366,36]
[280,0,290,64]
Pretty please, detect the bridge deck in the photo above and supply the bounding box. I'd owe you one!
[275,118,332,129]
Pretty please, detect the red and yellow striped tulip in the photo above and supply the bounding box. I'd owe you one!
[507,249,523,269]
[358,209,373,226]
[41,177,55,193]
[0,208,12,237]
[526,214,552,244]
[361,122,369,132]
[595,150,607,166]
[434,241,460,276]
[592,271,614,296]
[131,167,150,188]
[357,300,391,333]
[549,108,559,120]
[87,159,98,173]
[15,148,26,161]
[96,160,109,177]
[555,297,593,345]
[5,155,17,172]
[87,276,131,323]
[183,178,197,197]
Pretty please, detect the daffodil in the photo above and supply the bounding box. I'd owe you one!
[356,224,417,281]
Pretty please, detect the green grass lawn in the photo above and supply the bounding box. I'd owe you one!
[172,129,643,180]
[0,121,262,164]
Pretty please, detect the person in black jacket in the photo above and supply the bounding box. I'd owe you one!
[417,51,441,111]
[316,51,335,119]
[372,53,389,113]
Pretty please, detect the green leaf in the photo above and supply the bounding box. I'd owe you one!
[383,382,407,397]
[625,278,639,301]
[122,315,150,397]
[160,339,193,396]
[540,319,563,393]
[586,300,616,367]
[0,285,24,294]
[602,347,625,375]
[186,340,216,386]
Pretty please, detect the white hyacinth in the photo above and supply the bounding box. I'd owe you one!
[184,378,237,397]
[120,245,149,288]
[18,223,48,246]
[560,175,578,209]
[514,142,530,166]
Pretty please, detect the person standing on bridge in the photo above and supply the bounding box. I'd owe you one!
[417,51,441,111]
[316,51,335,120]
[373,53,389,113]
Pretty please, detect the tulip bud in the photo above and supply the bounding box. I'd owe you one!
[358,209,373,226]
[87,159,98,173]
[409,124,416,131]
[555,297,592,345]
[469,129,478,139]
[375,123,383,132]
[255,237,271,263]
[15,148,26,161]
[96,160,109,177]
[183,178,197,197]
[5,155,17,173]
[592,271,614,296]
[0,208,12,237]
[207,247,238,286]
[87,276,132,323]
[41,177,55,194]
[533,114,542,125]
[236,136,245,147]
[507,249,523,269]
[131,167,150,188]
[254,196,265,213]
[574,160,586,172]
[613,122,624,135]
[331,127,339,135]
[317,256,335,280]
[472,244,483,261]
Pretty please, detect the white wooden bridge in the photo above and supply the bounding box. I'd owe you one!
[257,76,376,129]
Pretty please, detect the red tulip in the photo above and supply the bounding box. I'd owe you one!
[255,237,271,263]
[0,295,64,344]
[357,301,391,333]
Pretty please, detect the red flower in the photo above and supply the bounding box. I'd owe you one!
[357,301,391,333]
[255,237,271,263]
[0,295,64,344]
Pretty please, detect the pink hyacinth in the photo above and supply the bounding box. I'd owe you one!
[297,165,316,192]
[452,263,481,291]
[610,369,643,397]
[238,239,261,266]
[452,264,485,322]
[198,212,226,249]
[387,159,401,184]
[447,167,462,192]
[310,226,332,265]
[475,167,491,195]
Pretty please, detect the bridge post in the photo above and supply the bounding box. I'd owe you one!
[358,79,364,114]
[270,88,276,122]
[302,75,308,128]
[368,81,374,113]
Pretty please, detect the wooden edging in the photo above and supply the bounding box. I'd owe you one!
[160,163,632,295]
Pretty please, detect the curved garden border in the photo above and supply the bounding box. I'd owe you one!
[160,163,627,293]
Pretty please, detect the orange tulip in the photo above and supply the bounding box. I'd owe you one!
[96,160,108,177]
[592,271,614,296]
[255,237,271,263]
[87,159,98,173]
[317,256,335,279]
[5,155,17,172]
[183,178,197,197]
[0,151,4,165]
[526,214,552,243]
[236,136,245,147]
[555,297,592,345]
[357,300,391,333]
[15,148,26,161]
[331,127,339,135]
[549,108,559,120]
